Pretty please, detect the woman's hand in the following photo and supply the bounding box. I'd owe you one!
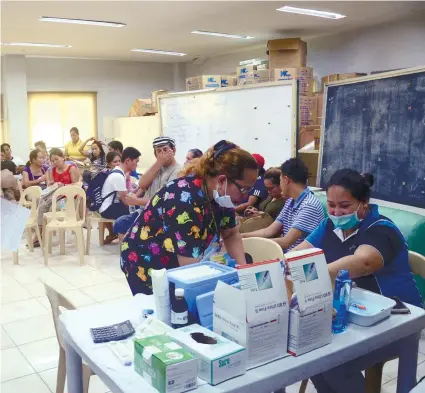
[47,180,54,186]
[245,206,259,216]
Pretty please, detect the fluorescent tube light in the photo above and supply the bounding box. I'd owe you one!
[131,49,186,56]
[191,30,254,40]
[276,6,346,19]
[1,42,71,48]
[39,16,126,27]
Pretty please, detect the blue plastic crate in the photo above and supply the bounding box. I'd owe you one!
[167,262,238,322]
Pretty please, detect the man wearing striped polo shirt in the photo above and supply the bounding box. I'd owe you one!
[242,158,325,252]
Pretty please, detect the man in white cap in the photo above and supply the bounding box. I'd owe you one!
[138,136,182,200]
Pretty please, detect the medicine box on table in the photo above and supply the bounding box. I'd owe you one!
[213,259,289,369]
[169,324,246,385]
[285,248,333,356]
[167,262,238,322]
[134,335,198,393]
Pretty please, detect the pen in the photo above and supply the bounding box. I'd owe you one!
[350,303,366,310]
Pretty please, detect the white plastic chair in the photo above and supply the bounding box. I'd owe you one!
[242,237,284,262]
[85,212,115,254]
[44,185,86,266]
[19,186,44,254]
[17,178,32,208]
[43,282,94,393]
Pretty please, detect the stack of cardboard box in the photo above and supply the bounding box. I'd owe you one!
[185,75,237,91]
[266,38,317,127]
[321,72,367,91]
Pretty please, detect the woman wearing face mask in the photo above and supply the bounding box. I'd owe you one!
[120,140,258,295]
[294,168,422,393]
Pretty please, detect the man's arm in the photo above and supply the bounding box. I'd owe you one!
[235,195,260,214]
[138,151,173,190]
[242,221,283,238]
[271,228,304,250]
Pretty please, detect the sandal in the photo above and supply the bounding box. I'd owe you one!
[104,234,118,244]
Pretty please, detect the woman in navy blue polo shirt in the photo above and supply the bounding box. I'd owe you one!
[295,168,422,393]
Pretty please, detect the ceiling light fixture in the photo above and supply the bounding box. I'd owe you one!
[131,49,186,56]
[276,6,346,19]
[191,30,254,40]
[39,16,126,27]
[1,42,71,48]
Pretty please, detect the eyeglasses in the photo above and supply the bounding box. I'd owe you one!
[228,178,253,195]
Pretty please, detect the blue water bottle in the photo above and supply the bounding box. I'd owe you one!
[332,269,352,334]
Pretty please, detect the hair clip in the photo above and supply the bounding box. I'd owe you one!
[213,140,236,159]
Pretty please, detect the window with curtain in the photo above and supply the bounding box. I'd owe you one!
[27,92,97,148]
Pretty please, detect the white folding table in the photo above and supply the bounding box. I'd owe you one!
[60,294,425,393]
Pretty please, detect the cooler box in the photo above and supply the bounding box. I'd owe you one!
[196,282,241,330]
[167,262,238,322]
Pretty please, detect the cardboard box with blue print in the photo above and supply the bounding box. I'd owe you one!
[221,75,237,88]
[213,259,289,369]
[169,324,247,385]
[284,248,333,356]
[271,67,314,96]
[238,70,270,86]
[299,96,318,126]
[186,75,221,91]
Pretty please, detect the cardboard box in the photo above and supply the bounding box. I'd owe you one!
[299,96,318,126]
[128,98,155,117]
[236,65,257,77]
[186,75,221,91]
[285,249,333,356]
[314,92,324,118]
[299,125,320,149]
[270,67,313,96]
[338,72,367,81]
[214,259,289,369]
[152,90,168,111]
[169,324,246,385]
[321,74,339,90]
[238,69,270,86]
[134,335,198,393]
[267,38,307,68]
[221,75,237,88]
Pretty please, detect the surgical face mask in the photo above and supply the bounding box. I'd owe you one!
[329,203,362,230]
[213,179,235,209]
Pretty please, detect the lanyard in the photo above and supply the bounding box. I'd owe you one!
[202,178,220,240]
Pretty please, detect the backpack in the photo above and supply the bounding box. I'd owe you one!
[86,169,125,212]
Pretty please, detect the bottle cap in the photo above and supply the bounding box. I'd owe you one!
[175,288,185,297]
[337,269,350,280]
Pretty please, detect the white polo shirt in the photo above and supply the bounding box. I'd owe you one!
[99,167,127,213]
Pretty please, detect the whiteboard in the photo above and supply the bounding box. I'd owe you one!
[159,82,297,168]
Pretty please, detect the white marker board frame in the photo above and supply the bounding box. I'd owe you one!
[158,81,298,168]
[318,65,425,207]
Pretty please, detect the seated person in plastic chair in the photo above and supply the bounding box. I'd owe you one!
[36,148,80,247]
[113,136,182,239]
[242,158,325,252]
[22,150,48,190]
[293,168,422,393]
[235,153,268,215]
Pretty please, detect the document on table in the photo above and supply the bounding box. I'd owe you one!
[1,199,31,251]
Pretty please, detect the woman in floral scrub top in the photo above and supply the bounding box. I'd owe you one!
[120,140,259,295]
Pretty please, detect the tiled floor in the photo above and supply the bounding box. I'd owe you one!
[1,229,425,393]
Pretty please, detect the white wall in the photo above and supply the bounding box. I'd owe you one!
[25,57,175,141]
[184,13,425,82]
[1,55,175,158]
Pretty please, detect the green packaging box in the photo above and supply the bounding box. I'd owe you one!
[134,335,198,393]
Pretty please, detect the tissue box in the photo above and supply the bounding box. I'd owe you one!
[285,248,333,356]
[134,335,198,393]
[214,259,289,369]
[169,324,246,385]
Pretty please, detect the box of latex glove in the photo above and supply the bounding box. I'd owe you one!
[213,259,289,369]
[169,324,246,385]
[285,248,333,356]
[134,335,198,393]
